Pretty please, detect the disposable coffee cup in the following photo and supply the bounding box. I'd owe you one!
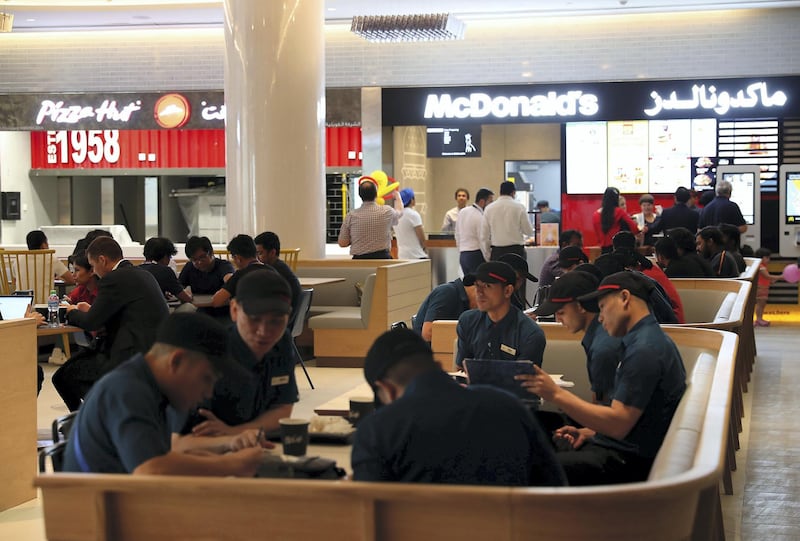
[279,418,310,456]
[349,396,375,427]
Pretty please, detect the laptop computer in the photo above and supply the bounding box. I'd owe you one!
[462,358,540,404]
[0,295,34,320]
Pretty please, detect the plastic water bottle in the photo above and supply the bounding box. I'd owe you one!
[48,289,60,327]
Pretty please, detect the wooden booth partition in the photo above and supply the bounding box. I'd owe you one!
[0,318,37,511]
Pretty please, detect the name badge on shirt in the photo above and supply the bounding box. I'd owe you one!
[500,344,517,356]
[271,375,290,386]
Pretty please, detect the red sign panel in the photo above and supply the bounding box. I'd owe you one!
[30,129,226,169]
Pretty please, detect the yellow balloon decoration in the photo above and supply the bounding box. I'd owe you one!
[358,170,400,205]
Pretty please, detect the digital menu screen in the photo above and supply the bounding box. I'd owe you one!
[722,172,755,225]
[566,122,608,194]
[786,172,800,224]
[648,119,691,193]
[426,126,481,158]
[607,121,649,193]
[691,156,718,191]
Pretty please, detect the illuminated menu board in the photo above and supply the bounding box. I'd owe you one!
[607,121,649,193]
[565,122,608,194]
[648,119,691,193]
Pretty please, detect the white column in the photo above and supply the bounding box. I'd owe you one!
[224,0,326,258]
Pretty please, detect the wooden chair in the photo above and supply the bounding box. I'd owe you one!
[0,249,56,304]
[279,248,300,272]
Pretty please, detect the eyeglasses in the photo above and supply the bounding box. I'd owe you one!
[190,252,212,264]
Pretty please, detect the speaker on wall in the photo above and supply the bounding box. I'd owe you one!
[2,192,21,220]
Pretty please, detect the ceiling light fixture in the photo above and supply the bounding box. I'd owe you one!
[350,13,465,42]
[0,12,13,33]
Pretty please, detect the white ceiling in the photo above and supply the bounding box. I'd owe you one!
[1,0,800,31]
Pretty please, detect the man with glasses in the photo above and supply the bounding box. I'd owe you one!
[455,261,545,370]
[174,271,298,444]
[179,236,234,318]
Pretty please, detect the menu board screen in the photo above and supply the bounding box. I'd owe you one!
[426,126,481,158]
[691,118,718,157]
[566,122,608,194]
[607,121,649,193]
[722,171,755,225]
[648,119,691,193]
[785,172,800,224]
[691,156,718,191]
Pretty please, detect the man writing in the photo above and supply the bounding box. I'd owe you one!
[63,312,268,476]
[176,271,298,441]
[338,179,403,259]
[351,328,566,486]
[517,272,686,485]
[456,261,545,369]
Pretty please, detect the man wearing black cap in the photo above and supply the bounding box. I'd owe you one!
[179,271,299,439]
[412,277,477,342]
[534,271,622,406]
[351,328,566,486]
[63,312,268,476]
[498,252,538,311]
[517,272,686,485]
[557,245,589,273]
[455,261,545,369]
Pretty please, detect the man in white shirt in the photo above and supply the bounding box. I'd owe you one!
[441,188,469,233]
[454,187,494,275]
[394,188,427,259]
[481,181,534,261]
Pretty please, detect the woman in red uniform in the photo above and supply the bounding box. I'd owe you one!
[593,187,640,253]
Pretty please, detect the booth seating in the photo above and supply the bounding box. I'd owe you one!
[737,257,760,378]
[34,326,735,541]
[302,259,430,366]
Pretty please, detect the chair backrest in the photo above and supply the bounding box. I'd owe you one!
[214,249,234,268]
[0,249,56,304]
[291,288,313,339]
[280,248,300,272]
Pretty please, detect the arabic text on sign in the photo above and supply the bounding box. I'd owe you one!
[644,82,788,117]
[46,130,121,165]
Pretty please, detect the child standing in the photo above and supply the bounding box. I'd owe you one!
[754,247,779,326]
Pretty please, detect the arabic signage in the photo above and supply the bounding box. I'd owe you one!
[30,129,226,169]
[1,91,225,131]
[383,76,800,126]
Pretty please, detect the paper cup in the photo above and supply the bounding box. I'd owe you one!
[349,396,375,427]
[279,418,310,456]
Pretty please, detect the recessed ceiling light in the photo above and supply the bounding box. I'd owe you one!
[328,7,337,11]
[26,18,36,22]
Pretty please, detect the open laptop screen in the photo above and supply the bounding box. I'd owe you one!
[0,295,34,320]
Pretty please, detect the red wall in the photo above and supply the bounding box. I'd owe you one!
[561,193,676,247]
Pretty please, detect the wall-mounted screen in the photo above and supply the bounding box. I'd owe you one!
[426,126,481,158]
[785,172,800,224]
[648,119,691,193]
[607,121,649,193]
[565,121,608,194]
[721,171,756,225]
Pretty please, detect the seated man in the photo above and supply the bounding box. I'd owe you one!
[176,271,298,442]
[412,276,477,342]
[139,237,192,304]
[16,229,75,287]
[696,226,740,278]
[537,229,583,288]
[498,252,538,311]
[63,312,268,476]
[557,245,589,273]
[351,328,566,486]
[254,231,301,325]
[666,227,713,277]
[179,235,235,318]
[534,270,623,405]
[518,272,686,485]
[456,261,545,369]
[211,234,274,308]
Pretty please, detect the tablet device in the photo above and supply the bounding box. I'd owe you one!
[462,358,540,404]
[0,295,33,320]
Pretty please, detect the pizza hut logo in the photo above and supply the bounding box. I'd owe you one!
[154,93,191,129]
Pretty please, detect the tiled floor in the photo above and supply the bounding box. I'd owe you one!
[2,327,798,540]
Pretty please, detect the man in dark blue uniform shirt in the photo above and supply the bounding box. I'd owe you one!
[63,312,267,476]
[177,270,299,443]
[534,269,622,405]
[518,272,686,485]
[351,328,566,486]
[456,261,545,368]
[254,231,303,327]
[413,277,476,341]
[179,235,235,319]
[698,179,747,233]
[648,187,699,235]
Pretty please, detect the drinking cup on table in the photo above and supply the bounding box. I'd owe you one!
[349,397,375,427]
[279,418,310,456]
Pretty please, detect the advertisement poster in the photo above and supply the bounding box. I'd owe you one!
[607,121,648,193]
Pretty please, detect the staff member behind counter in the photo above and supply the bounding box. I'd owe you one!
[63,312,269,476]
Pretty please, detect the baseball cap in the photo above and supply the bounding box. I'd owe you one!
[498,253,538,283]
[364,328,436,400]
[235,269,292,315]
[399,188,415,206]
[577,271,654,311]
[462,261,517,287]
[534,271,600,316]
[558,246,589,268]
[155,312,232,375]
